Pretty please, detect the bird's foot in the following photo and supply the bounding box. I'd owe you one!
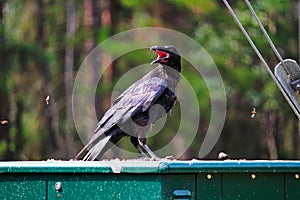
[149,155,160,161]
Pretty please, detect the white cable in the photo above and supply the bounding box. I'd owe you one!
[222,0,300,117]
[223,0,281,84]
[244,0,293,80]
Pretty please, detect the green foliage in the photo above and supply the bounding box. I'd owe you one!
[170,0,216,14]
[120,0,152,9]
[0,0,299,160]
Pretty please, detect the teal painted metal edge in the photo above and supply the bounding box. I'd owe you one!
[101,160,163,173]
[0,161,113,173]
[159,160,300,173]
[0,160,163,173]
[0,160,300,173]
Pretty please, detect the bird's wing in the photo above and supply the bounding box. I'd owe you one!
[97,72,152,129]
[96,76,167,132]
[113,69,152,105]
[76,76,167,159]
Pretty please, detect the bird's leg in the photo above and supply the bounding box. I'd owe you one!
[130,137,149,158]
[138,137,160,160]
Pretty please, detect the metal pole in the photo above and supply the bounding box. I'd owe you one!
[244,0,293,80]
[222,0,300,118]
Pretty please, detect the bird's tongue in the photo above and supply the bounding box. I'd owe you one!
[150,49,170,64]
[156,50,169,58]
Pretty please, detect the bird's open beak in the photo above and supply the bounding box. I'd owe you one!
[150,46,170,64]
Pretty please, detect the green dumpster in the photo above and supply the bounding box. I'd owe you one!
[0,160,299,199]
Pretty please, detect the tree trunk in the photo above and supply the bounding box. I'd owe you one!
[0,0,13,160]
[100,0,113,110]
[36,0,62,159]
[84,0,95,53]
[64,0,77,157]
[292,116,299,158]
[15,100,24,160]
[83,0,106,123]
[264,110,278,159]
[0,93,12,160]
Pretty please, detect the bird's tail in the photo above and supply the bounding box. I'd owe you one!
[83,135,113,161]
[75,135,113,161]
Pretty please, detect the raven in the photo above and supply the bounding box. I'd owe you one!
[75,45,181,160]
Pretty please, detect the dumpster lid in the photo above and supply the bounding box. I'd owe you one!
[1,160,300,173]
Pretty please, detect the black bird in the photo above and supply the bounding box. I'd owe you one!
[75,45,181,161]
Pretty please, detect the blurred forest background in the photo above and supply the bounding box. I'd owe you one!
[0,0,299,160]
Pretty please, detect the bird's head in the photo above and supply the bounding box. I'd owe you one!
[150,45,181,72]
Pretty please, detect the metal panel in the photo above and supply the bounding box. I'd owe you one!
[222,173,284,200]
[48,174,162,200]
[48,174,196,200]
[0,174,46,200]
[161,174,195,200]
[0,161,300,199]
[285,173,300,200]
[197,173,221,199]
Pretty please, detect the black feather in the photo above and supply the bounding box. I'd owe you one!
[75,46,181,160]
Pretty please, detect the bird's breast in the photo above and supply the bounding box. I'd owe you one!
[156,88,177,113]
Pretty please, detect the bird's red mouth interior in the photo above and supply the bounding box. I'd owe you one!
[156,50,169,59]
